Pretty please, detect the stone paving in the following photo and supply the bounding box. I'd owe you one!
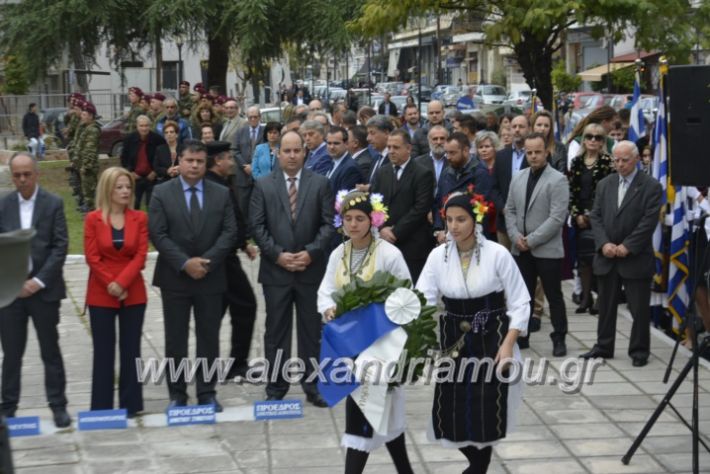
[5,255,710,473]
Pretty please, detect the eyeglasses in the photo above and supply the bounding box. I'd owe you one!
[584,134,604,141]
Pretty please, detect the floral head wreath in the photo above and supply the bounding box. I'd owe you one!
[334,189,389,232]
[439,184,494,225]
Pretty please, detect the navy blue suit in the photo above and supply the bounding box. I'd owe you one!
[434,159,493,231]
[328,154,363,195]
[304,143,332,176]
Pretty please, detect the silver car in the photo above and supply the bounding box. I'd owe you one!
[475,85,507,106]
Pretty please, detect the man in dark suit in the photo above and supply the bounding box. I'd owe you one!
[325,126,363,194]
[250,131,334,406]
[378,92,398,117]
[491,114,530,248]
[0,152,70,427]
[505,133,570,356]
[121,115,166,209]
[413,125,448,194]
[232,106,264,220]
[204,141,258,379]
[348,125,373,180]
[372,129,434,282]
[302,120,331,175]
[411,100,451,157]
[582,141,663,366]
[357,115,393,192]
[148,141,237,410]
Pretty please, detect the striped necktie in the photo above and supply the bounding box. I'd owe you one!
[288,177,297,220]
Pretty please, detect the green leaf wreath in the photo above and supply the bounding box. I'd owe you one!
[331,271,438,383]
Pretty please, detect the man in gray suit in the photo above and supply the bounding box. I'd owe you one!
[250,131,334,406]
[582,141,662,366]
[219,99,246,144]
[232,106,264,219]
[0,152,70,427]
[505,132,569,356]
[149,141,237,411]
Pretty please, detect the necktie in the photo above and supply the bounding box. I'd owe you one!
[189,186,201,228]
[370,155,382,181]
[250,128,257,150]
[394,165,402,181]
[288,177,298,220]
[617,178,627,207]
[220,119,230,140]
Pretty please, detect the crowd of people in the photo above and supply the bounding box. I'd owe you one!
[1,82,676,473]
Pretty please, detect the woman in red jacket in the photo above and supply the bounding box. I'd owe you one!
[84,166,148,417]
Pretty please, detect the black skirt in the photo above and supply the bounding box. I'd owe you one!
[431,291,510,444]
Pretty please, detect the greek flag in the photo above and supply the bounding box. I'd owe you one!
[667,185,690,332]
[628,71,646,142]
[651,87,668,289]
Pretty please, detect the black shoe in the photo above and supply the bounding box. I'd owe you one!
[632,357,648,367]
[51,407,71,428]
[580,347,613,359]
[529,317,541,333]
[517,338,530,349]
[553,340,567,357]
[199,396,223,413]
[166,399,187,410]
[2,407,16,419]
[305,393,328,408]
[589,299,599,315]
[265,393,285,401]
[572,292,582,305]
[575,295,594,314]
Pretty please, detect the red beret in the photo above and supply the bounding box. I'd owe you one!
[203,94,215,102]
[215,95,227,105]
[152,92,166,102]
[142,94,152,102]
[128,86,143,97]
[82,101,97,116]
[194,82,204,92]
[180,81,190,87]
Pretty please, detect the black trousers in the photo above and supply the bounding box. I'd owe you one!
[222,255,257,366]
[134,177,154,210]
[262,283,321,397]
[89,304,145,414]
[0,295,67,411]
[161,290,223,402]
[514,251,568,344]
[596,269,651,359]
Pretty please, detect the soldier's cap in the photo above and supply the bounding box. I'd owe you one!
[69,92,86,101]
[152,92,166,102]
[206,141,232,157]
[128,86,144,97]
[82,102,97,116]
[179,80,190,87]
[194,82,204,92]
[203,94,215,102]
[142,94,152,102]
[215,95,227,105]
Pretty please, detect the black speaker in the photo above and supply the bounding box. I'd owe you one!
[668,65,710,186]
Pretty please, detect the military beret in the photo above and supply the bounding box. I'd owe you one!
[152,92,166,102]
[215,95,227,105]
[206,140,232,157]
[142,94,152,102]
[128,86,143,97]
[82,102,97,116]
[179,80,190,87]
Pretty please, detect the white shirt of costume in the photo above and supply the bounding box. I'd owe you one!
[416,236,530,336]
[317,239,411,315]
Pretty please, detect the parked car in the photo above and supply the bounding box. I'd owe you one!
[431,84,454,102]
[474,85,507,106]
[570,92,603,110]
[99,117,126,157]
[260,107,283,124]
[442,86,465,107]
[603,94,628,110]
[504,90,532,107]
[406,84,432,102]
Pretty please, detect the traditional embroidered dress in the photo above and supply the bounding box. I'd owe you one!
[416,235,530,448]
[317,238,411,452]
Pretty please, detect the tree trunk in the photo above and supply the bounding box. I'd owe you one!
[69,42,89,92]
[207,29,229,94]
[155,34,163,91]
[513,34,554,111]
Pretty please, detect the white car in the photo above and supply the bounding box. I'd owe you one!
[474,85,507,106]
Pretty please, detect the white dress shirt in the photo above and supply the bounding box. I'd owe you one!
[19,186,45,288]
[284,168,303,192]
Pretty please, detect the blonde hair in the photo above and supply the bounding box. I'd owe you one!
[95,166,135,223]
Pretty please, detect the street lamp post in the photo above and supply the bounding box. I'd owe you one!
[176,36,184,83]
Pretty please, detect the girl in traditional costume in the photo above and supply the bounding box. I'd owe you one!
[416,188,530,474]
[317,190,414,474]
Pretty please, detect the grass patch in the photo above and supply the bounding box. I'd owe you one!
[38,158,119,255]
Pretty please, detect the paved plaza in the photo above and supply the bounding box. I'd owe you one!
[5,255,710,473]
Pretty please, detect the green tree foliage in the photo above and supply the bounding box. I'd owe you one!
[610,66,635,92]
[349,0,705,110]
[551,60,581,93]
[2,55,30,95]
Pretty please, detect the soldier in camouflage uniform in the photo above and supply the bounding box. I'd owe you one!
[124,86,144,133]
[148,93,166,129]
[76,101,101,212]
[65,95,86,206]
[177,81,194,119]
